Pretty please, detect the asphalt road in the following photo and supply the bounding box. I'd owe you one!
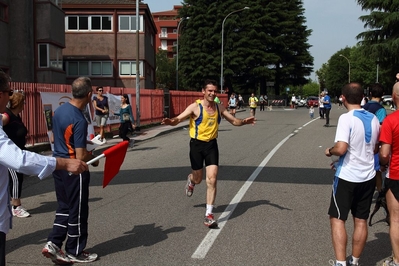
[6,105,391,266]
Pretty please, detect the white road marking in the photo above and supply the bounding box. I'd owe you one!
[191,118,318,259]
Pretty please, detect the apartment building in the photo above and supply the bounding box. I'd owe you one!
[0,0,66,83]
[62,0,157,89]
[152,5,183,59]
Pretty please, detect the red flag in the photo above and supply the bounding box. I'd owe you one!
[102,141,129,188]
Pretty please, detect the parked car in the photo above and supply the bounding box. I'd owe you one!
[382,95,392,106]
[306,96,319,108]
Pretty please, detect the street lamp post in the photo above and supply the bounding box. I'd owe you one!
[339,54,351,83]
[136,0,140,130]
[376,58,380,83]
[220,7,249,93]
[176,17,189,91]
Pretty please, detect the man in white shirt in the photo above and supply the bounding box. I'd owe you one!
[319,92,325,119]
[0,71,88,266]
[291,94,296,109]
[325,82,380,266]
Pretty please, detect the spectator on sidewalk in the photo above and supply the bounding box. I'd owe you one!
[113,94,135,148]
[92,86,109,142]
[2,91,30,218]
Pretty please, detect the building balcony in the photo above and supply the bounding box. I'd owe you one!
[158,32,178,40]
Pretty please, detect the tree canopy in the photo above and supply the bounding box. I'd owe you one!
[313,1,399,95]
[356,0,399,89]
[177,0,313,95]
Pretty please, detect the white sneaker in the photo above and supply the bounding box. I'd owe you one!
[42,241,71,264]
[12,206,30,218]
[67,251,98,263]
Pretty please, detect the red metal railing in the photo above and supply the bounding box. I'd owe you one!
[10,82,228,147]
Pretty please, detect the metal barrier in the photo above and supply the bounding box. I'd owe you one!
[269,99,286,107]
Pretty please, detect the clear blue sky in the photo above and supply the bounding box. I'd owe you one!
[144,0,367,81]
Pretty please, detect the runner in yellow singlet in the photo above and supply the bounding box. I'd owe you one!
[248,93,258,117]
[161,79,255,228]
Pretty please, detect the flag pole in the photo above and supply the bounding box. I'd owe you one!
[68,153,105,176]
[87,154,105,165]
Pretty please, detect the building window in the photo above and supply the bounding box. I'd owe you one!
[79,16,89,30]
[66,61,113,77]
[160,40,167,50]
[0,3,8,22]
[38,44,63,69]
[118,15,143,31]
[119,61,143,77]
[160,28,167,37]
[65,15,112,31]
[91,16,112,30]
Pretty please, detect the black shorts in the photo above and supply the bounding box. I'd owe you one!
[189,138,219,170]
[385,178,399,201]
[229,106,236,109]
[328,176,375,221]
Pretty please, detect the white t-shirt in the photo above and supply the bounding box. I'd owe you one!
[319,97,324,108]
[334,109,380,183]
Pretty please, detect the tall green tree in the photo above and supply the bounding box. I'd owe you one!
[356,0,399,88]
[324,47,352,97]
[315,63,328,90]
[302,81,319,97]
[265,0,313,95]
[155,50,176,90]
[318,45,380,96]
[178,0,313,94]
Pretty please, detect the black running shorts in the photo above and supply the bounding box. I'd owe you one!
[385,178,399,201]
[189,138,219,170]
[328,176,376,221]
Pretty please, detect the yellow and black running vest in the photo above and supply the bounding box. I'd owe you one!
[189,100,221,142]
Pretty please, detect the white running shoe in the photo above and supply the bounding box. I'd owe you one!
[12,206,30,218]
[67,251,98,263]
[42,241,71,265]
